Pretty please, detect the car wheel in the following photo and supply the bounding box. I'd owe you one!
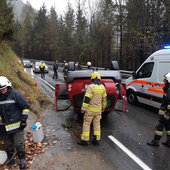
[110,61,119,70]
[127,90,138,105]
[68,62,75,71]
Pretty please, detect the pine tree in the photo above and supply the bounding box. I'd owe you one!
[0,0,15,40]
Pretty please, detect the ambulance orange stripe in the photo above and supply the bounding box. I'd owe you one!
[127,80,148,87]
[159,84,165,88]
[148,88,164,94]
[127,80,165,88]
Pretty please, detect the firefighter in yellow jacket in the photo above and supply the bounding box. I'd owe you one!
[78,72,107,146]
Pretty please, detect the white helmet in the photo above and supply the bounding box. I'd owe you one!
[164,73,170,83]
[0,76,11,90]
[87,62,91,66]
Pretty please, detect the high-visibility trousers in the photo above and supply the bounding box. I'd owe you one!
[81,111,101,141]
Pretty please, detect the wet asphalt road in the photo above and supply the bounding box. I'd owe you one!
[25,67,170,170]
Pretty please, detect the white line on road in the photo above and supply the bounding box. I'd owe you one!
[108,135,152,170]
[35,75,55,90]
[30,68,34,78]
[24,68,56,90]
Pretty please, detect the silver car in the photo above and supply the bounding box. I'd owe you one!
[33,61,49,73]
[23,60,32,68]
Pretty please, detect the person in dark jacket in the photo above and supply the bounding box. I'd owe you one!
[87,61,92,70]
[63,62,68,80]
[147,73,170,147]
[75,61,82,70]
[0,76,30,169]
[52,60,58,79]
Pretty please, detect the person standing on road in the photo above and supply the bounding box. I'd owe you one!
[52,60,58,79]
[39,61,45,79]
[63,62,68,80]
[75,61,82,70]
[87,61,92,70]
[78,72,107,146]
[147,73,170,147]
[0,76,30,169]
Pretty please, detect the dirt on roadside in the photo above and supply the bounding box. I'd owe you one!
[27,105,117,170]
[2,87,117,170]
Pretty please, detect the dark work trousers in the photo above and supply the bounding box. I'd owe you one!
[40,69,45,79]
[53,71,58,79]
[154,115,170,140]
[4,129,25,154]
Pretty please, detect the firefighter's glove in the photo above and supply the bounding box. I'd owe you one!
[81,110,85,114]
[167,104,170,111]
[159,109,165,116]
[20,121,27,129]
[164,111,170,120]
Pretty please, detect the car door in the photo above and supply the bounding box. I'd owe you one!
[135,62,154,103]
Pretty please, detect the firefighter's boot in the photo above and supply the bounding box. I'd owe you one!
[6,150,15,165]
[92,135,99,146]
[18,151,26,170]
[147,139,159,147]
[147,134,160,147]
[162,135,170,147]
[77,140,88,146]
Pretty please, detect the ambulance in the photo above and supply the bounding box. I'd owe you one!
[126,46,170,108]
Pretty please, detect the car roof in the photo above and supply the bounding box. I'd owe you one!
[23,60,30,62]
[35,61,40,63]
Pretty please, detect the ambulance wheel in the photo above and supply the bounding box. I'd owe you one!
[127,90,138,105]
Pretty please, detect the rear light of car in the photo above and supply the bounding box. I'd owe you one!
[68,84,72,92]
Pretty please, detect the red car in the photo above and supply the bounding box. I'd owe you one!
[55,61,126,114]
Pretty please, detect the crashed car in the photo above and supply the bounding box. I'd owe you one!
[55,61,126,114]
[33,61,49,73]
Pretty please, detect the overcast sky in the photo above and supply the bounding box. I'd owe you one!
[23,0,97,16]
[23,0,76,14]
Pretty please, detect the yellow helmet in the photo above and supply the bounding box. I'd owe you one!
[91,72,101,80]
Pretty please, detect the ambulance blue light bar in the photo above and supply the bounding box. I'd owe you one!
[164,45,170,49]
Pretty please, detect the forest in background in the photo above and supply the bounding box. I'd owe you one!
[1,0,170,70]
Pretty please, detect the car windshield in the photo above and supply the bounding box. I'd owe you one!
[23,60,31,64]
[35,62,41,66]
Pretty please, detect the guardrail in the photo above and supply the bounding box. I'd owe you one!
[22,58,133,79]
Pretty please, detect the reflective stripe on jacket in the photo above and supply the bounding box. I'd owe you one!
[0,88,30,134]
[81,84,107,112]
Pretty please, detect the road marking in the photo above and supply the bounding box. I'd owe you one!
[31,68,34,78]
[35,75,55,90]
[108,135,152,170]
